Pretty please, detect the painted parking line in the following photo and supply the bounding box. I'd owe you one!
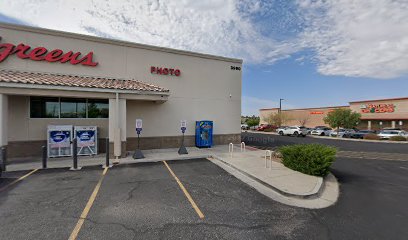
[68,167,109,240]
[163,161,205,219]
[0,168,38,192]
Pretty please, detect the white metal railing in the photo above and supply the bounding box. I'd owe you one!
[240,142,246,152]
[265,150,272,169]
[229,143,234,158]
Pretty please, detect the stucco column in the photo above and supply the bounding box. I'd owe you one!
[367,121,371,130]
[391,121,396,129]
[0,94,8,148]
[109,97,127,159]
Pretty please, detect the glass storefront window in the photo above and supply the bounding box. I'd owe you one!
[30,97,108,118]
[60,98,86,118]
[87,99,109,118]
[30,97,59,118]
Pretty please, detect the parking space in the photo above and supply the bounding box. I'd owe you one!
[0,167,104,240]
[0,159,320,240]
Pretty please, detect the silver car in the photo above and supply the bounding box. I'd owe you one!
[330,129,356,138]
[311,127,332,136]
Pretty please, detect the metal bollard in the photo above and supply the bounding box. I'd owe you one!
[71,138,80,170]
[1,147,6,172]
[105,137,110,168]
[42,145,47,169]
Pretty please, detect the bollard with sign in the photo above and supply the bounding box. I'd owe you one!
[178,120,188,155]
[133,119,145,159]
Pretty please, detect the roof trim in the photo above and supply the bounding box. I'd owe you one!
[0,69,170,93]
[350,97,408,104]
[0,22,243,64]
[259,106,349,111]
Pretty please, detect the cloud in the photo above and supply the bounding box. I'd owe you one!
[0,0,301,65]
[298,0,408,79]
[0,0,407,79]
[242,96,295,116]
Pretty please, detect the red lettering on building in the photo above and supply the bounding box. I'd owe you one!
[310,111,324,115]
[151,66,181,77]
[0,36,98,67]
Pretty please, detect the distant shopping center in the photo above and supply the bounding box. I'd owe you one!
[260,97,408,130]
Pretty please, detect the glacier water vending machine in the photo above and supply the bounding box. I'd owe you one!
[195,121,213,148]
[74,126,98,156]
[47,125,73,158]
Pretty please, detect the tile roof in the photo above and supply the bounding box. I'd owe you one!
[0,69,170,93]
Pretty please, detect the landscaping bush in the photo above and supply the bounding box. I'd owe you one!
[363,134,381,140]
[389,136,407,141]
[264,128,274,132]
[278,144,337,176]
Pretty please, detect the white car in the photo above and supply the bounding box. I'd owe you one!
[241,124,249,130]
[311,127,332,136]
[278,126,308,137]
[330,129,356,138]
[377,130,408,139]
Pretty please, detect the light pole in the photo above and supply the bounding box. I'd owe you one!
[279,98,284,113]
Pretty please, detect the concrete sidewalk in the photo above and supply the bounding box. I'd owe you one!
[4,144,338,208]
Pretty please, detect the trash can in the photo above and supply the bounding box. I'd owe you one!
[195,121,213,148]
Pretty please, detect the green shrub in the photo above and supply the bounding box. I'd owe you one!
[278,144,337,176]
[364,134,381,140]
[389,136,407,141]
[264,128,274,132]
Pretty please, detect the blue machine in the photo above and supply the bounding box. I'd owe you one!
[195,121,213,148]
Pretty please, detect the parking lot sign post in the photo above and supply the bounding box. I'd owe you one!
[1,147,6,172]
[133,119,145,159]
[178,120,188,155]
[70,138,81,170]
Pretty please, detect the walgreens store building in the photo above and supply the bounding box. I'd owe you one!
[0,23,242,160]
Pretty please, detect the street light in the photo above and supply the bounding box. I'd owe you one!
[279,98,284,113]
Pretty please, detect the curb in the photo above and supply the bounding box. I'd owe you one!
[244,130,408,144]
[210,154,324,199]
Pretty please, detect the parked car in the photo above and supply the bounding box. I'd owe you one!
[311,127,332,136]
[256,124,275,131]
[277,126,308,137]
[305,127,314,135]
[377,130,408,139]
[330,129,356,138]
[350,130,377,139]
[241,124,249,130]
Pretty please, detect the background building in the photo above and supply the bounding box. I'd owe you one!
[0,23,242,160]
[260,97,408,130]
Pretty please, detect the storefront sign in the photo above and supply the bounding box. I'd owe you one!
[151,66,181,76]
[0,36,98,66]
[360,103,395,113]
[310,111,324,114]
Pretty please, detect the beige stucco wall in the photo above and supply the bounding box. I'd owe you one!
[0,23,241,142]
[260,106,348,128]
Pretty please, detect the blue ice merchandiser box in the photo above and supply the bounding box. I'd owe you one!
[195,121,213,148]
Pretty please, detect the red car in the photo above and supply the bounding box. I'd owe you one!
[256,124,276,131]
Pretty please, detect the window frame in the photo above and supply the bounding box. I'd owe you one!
[29,97,109,119]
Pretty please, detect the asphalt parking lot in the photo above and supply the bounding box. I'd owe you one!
[0,159,322,240]
[2,153,408,239]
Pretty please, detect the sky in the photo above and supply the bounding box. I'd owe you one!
[0,0,407,116]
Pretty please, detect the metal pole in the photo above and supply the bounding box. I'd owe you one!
[42,145,47,169]
[73,138,78,169]
[137,133,140,149]
[1,147,6,172]
[105,137,109,167]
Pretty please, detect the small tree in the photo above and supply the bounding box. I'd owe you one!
[324,109,361,136]
[263,112,290,126]
[246,117,260,128]
[297,116,310,127]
